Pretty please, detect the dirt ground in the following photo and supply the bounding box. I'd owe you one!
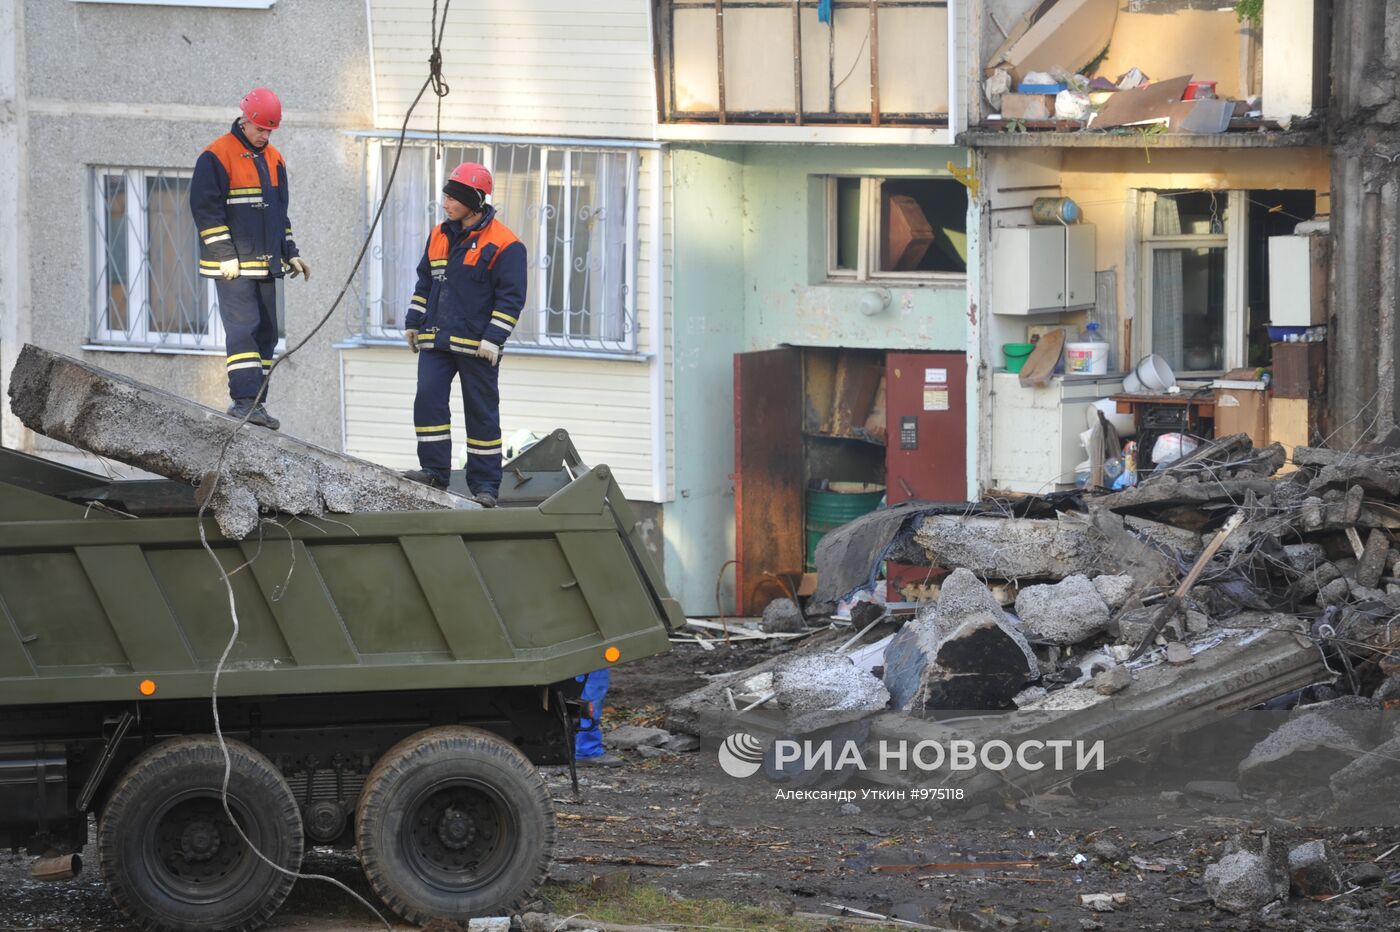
[2,639,1397,931]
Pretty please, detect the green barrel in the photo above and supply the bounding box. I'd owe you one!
[805,484,885,572]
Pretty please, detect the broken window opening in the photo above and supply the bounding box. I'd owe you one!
[828,176,968,282]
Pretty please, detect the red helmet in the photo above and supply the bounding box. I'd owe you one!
[448,162,493,196]
[240,87,282,130]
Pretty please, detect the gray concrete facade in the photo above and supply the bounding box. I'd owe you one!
[2,0,372,456]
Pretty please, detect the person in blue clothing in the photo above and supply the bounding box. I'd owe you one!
[401,162,527,507]
[190,87,309,430]
[575,669,621,767]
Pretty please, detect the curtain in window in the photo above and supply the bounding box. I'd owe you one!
[380,147,431,328]
[492,145,545,342]
[1151,197,1184,369]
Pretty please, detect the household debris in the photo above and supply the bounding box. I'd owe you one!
[7,345,471,537]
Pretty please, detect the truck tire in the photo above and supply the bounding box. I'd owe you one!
[96,736,303,932]
[356,725,555,923]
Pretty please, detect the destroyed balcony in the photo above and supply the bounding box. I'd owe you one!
[652,0,965,144]
[968,0,1331,146]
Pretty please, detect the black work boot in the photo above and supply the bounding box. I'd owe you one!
[403,469,449,490]
[470,491,498,508]
[227,401,280,430]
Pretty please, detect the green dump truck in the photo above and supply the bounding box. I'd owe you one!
[0,431,678,930]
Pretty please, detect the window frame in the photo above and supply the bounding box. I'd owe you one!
[88,166,230,351]
[1135,189,1247,375]
[825,175,968,285]
[365,140,642,355]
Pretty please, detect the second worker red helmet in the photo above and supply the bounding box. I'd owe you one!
[448,162,493,196]
[240,87,282,130]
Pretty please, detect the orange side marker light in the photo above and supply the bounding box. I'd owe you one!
[603,646,621,663]
[138,679,157,697]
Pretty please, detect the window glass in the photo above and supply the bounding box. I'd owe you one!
[1151,246,1226,372]
[101,176,129,333]
[145,175,208,336]
[833,177,861,271]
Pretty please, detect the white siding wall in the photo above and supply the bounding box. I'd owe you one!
[342,150,669,503]
[369,0,658,139]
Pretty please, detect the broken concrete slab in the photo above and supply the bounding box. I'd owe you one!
[1237,698,1381,792]
[7,345,472,537]
[1204,849,1287,913]
[1015,575,1111,645]
[914,515,1108,580]
[1186,780,1243,802]
[883,568,1037,711]
[1288,840,1346,897]
[1328,732,1400,815]
[760,597,806,634]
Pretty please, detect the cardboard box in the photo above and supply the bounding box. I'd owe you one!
[1001,93,1055,121]
[1215,387,1269,449]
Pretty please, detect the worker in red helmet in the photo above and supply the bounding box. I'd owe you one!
[189,87,309,430]
[402,162,527,506]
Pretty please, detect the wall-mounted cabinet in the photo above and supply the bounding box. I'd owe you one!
[991,224,1096,314]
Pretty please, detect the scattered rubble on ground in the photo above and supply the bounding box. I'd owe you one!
[665,432,1399,924]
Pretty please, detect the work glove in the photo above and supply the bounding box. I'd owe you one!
[405,329,419,354]
[287,256,310,281]
[476,340,502,367]
[218,258,241,280]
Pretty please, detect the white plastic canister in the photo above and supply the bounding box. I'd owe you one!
[1065,340,1109,375]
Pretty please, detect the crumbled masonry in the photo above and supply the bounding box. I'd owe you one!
[7,345,474,538]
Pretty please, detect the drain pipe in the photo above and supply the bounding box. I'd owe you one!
[30,853,81,881]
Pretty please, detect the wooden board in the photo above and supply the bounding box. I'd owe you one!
[1017,328,1065,389]
[735,348,804,615]
[1092,75,1192,128]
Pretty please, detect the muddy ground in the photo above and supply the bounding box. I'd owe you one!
[2,638,1396,931]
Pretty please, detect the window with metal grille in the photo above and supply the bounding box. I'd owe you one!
[365,142,639,354]
[89,167,284,350]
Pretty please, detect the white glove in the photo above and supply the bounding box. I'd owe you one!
[287,256,310,281]
[405,329,420,354]
[476,340,501,367]
[218,258,241,280]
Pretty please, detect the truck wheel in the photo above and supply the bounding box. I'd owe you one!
[97,736,303,932]
[356,726,555,923]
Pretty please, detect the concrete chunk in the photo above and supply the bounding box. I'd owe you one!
[606,726,671,750]
[1091,574,1136,611]
[1238,699,1379,792]
[1015,575,1111,645]
[760,598,807,633]
[773,651,890,714]
[913,515,1108,579]
[882,568,1036,711]
[1204,850,1287,913]
[1288,840,1345,897]
[7,345,472,538]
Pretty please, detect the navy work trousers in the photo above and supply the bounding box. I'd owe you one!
[575,669,610,760]
[413,348,502,495]
[216,277,278,404]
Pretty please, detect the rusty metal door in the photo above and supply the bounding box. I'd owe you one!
[885,352,967,505]
[734,348,803,615]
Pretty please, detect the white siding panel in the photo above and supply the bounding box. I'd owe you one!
[370,0,657,139]
[343,347,658,500]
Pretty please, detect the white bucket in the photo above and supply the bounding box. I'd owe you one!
[1065,341,1110,375]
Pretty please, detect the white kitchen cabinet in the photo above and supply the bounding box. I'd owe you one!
[989,371,1124,493]
[991,224,1097,315]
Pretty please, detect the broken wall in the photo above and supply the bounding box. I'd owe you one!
[1094,6,1252,101]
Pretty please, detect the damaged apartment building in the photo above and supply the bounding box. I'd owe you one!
[966,0,1337,500]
